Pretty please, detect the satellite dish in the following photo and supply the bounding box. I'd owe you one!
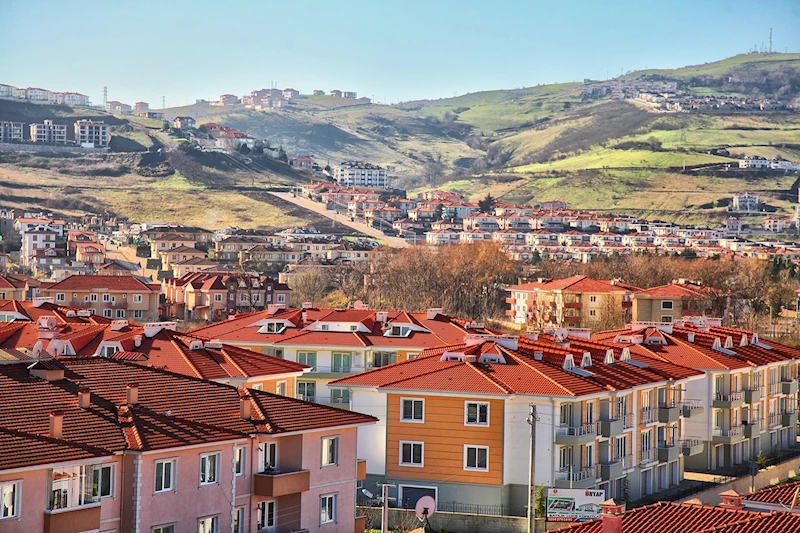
[415,495,436,520]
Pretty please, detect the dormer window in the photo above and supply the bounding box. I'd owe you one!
[321,324,330,331]
[620,347,631,362]
[581,353,592,368]
[387,325,411,337]
[563,354,575,370]
[604,350,614,364]
[263,323,286,334]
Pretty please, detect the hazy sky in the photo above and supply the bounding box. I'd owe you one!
[1,0,798,108]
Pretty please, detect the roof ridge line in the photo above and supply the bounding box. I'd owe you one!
[505,349,578,396]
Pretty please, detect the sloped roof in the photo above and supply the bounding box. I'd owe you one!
[509,275,640,293]
[44,275,159,292]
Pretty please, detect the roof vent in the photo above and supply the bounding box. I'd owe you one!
[126,383,138,405]
[712,337,722,351]
[604,350,615,365]
[65,310,76,317]
[32,297,54,308]
[526,332,539,341]
[687,332,695,343]
[143,321,176,338]
[204,340,224,349]
[240,395,251,420]
[562,354,575,370]
[78,386,91,408]
[533,351,543,361]
[581,352,593,368]
[188,339,204,350]
[375,311,389,323]
[751,333,759,344]
[134,334,142,348]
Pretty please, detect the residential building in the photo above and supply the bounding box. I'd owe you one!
[739,156,771,169]
[291,156,315,169]
[24,87,52,101]
[20,226,57,267]
[29,120,67,144]
[0,83,14,98]
[0,353,375,533]
[0,121,24,142]
[313,90,325,96]
[162,272,291,321]
[149,232,197,258]
[134,101,149,111]
[283,88,300,99]
[331,330,705,509]
[30,248,68,277]
[74,120,110,147]
[632,280,720,323]
[330,90,343,98]
[763,217,788,233]
[190,307,492,407]
[170,257,218,278]
[157,245,206,271]
[506,276,640,328]
[106,100,132,114]
[40,275,161,321]
[74,242,106,265]
[732,193,759,212]
[173,116,196,129]
[342,91,357,99]
[66,230,97,255]
[219,93,240,105]
[596,320,800,470]
[0,274,27,301]
[332,161,388,188]
[54,92,89,106]
[14,217,65,237]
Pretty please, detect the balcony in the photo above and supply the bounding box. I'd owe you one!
[743,420,764,438]
[311,365,355,378]
[564,301,583,309]
[554,465,600,489]
[599,417,624,438]
[712,425,744,445]
[357,459,367,481]
[743,387,762,404]
[769,383,781,396]
[713,392,744,409]
[680,439,704,456]
[657,443,680,463]
[768,413,782,429]
[781,411,798,428]
[44,503,101,533]
[622,413,635,429]
[640,407,657,425]
[680,399,704,418]
[555,422,597,445]
[782,380,799,395]
[253,469,310,498]
[600,457,625,480]
[657,401,680,424]
[639,448,658,466]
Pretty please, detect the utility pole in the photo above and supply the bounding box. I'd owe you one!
[527,404,539,533]
[379,483,396,533]
[161,96,167,110]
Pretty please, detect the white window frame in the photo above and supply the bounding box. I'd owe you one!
[464,445,489,471]
[214,294,223,302]
[102,293,111,302]
[133,310,143,319]
[0,480,21,519]
[152,524,176,533]
[234,446,246,477]
[116,309,125,318]
[275,381,287,396]
[400,398,424,423]
[321,436,339,467]
[103,309,113,318]
[399,441,424,467]
[320,493,337,525]
[56,293,65,302]
[257,500,276,530]
[464,401,490,426]
[133,294,143,303]
[233,506,246,533]
[199,453,220,485]
[197,515,219,533]
[154,459,176,493]
[661,300,674,310]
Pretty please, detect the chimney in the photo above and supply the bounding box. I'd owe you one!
[719,490,744,509]
[687,332,695,343]
[126,383,139,405]
[134,334,142,348]
[600,499,625,533]
[533,351,543,361]
[526,332,539,341]
[240,396,251,420]
[78,386,91,408]
[49,410,63,439]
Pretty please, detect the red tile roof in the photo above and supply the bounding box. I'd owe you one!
[509,275,640,293]
[745,479,800,507]
[0,357,376,469]
[43,275,159,292]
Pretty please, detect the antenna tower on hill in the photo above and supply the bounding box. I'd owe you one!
[102,86,108,109]
[769,28,773,53]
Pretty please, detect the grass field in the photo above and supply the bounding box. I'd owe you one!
[620,53,800,80]
[507,147,734,172]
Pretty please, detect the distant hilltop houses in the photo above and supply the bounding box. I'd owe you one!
[211,87,368,109]
[0,119,110,149]
[0,83,90,106]
[738,155,800,171]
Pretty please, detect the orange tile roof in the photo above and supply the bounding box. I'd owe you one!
[509,275,640,293]
[43,275,159,292]
[0,358,376,469]
[745,479,800,506]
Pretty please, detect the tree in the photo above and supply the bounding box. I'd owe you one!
[478,194,495,214]
[238,143,251,154]
[277,146,288,163]
[288,268,329,306]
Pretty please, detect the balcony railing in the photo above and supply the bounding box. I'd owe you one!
[555,465,599,482]
[715,392,743,403]
[621,413,635,429]
[712,425,743,437]
[556,423,597,437]
[640,407,656,425]
[639,448,656,465]
[769,383,781,396]
[768,413,781,428]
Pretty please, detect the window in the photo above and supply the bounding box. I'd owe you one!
[198,515,218,533]
[277,294,286,303]
[49,464,113,510]
[297,381,316,402]
[239,293,249,303]
[199,453,219,485]
[465,402,489,426]
[233,507,245,533]
[133,294,143,303]
[371,351,396,368]
[661,300,674,310]
[133,310,143,319]
[589,310,596,317]
[400,441,424,466]
[464,445,489,471]
[257,500,276,530]
[102,294,111,302]
[214,294,222,302]
[661,316,673,323]
[116,309,125,318]
[332,388,350,404]
[252,383,263,391]
[90,293,98,302]
[333,352,351,372]
[298,351,316,370]
[276,381,286,396]
[153,525,175,533]
[234,447,246,476]
[103,309,113,318]
[589,296,597,303]
[322,436,339,466]
[320,494,337,525]
[259,442,278,471]
[1,480,20,518]
[155,459,175,492]
[101,345,119,357]
[401,398,424,422]
[56,293,65,302]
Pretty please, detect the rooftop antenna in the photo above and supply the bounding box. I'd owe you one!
[102,86,108,109]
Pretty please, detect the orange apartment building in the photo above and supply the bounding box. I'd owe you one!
[40,275,161,321]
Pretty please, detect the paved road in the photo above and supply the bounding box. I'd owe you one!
[269,191,410,248]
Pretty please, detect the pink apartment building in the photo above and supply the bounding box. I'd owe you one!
[0,354,376,533]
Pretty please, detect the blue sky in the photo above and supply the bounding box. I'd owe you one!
[1,0,798,108]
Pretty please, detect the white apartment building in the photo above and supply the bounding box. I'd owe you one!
[732,193,759,212]
[30,120,67,144]
[55,92,90,106]
[333,161,388,188]
[21,226,57,266]
[0,84,14,98]
[0,121,24,142]
[24,87,52,101]
[74,120,109,147]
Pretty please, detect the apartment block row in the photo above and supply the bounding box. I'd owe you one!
[0,83,89,105]
[0,119,109,147]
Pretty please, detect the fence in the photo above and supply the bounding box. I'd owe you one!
[358,499,527,518]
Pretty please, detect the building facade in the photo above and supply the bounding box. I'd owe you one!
[29,120,67,144]
[74,120,109,147]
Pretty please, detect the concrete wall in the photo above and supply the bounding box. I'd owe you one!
[357,506,529,533]
[678,456,800,506]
